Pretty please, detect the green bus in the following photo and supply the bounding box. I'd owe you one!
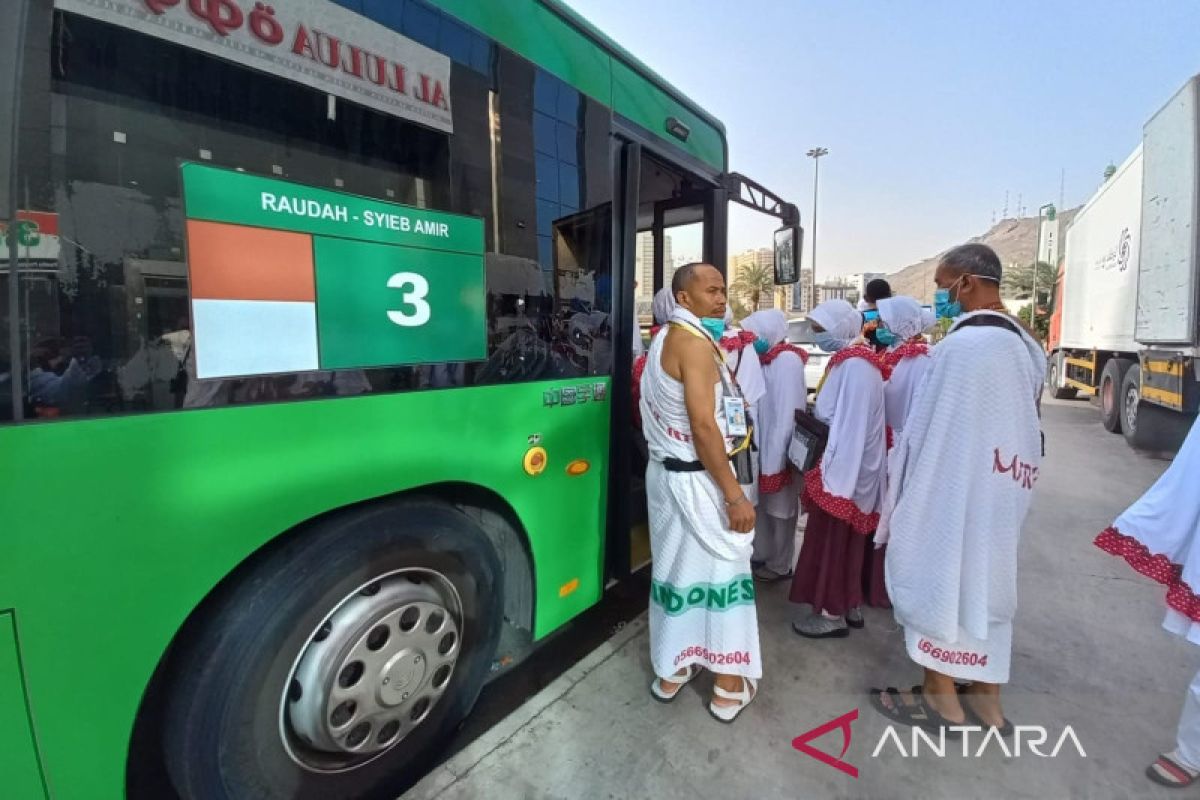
[0,1,798,797]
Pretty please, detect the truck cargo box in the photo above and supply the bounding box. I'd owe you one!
[1138,75,1200,346]
[1060,146,1141,353]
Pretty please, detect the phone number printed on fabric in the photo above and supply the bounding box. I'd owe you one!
[673,646,753,668]
[918,638,989,667]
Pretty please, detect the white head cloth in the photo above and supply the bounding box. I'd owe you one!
[740,309,788,347]
[809,299,862,349]
[857,298,871,311]
[877,296,926,342]
[652,287,677,326]
[919,307,937,332]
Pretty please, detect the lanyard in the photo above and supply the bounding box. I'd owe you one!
[668,321,744,400]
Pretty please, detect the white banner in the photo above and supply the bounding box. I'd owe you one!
[55,0,453,132]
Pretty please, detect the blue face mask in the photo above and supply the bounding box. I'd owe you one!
[934,287,962,319]
[753,337,770,355]
[935,275,968,319]
[875,327,898,347]
[863,309,880,321]
[813,331,844,352]
[699,317,726,340]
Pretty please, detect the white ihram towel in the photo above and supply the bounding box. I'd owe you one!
[640,308,762,679]
[882,311,1045,682]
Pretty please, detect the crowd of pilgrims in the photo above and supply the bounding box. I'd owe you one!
[633,278,937,638]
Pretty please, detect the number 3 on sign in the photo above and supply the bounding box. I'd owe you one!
[386,272,431,327]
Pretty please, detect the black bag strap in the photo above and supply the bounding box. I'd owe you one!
[951,312,1023,337]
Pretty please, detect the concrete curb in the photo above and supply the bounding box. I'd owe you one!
[402,613,649,799]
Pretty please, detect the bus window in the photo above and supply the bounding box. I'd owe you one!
[4,13,612,423]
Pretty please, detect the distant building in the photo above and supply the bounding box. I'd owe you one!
[843,272,887,305]
[729,247,776,310]
[816,280,854,304]
[634,232,673,304]
[790,269,815,315]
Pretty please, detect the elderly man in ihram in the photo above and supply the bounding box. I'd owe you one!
[871,243,1045,735]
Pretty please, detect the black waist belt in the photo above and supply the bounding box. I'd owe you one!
[662,457,705,472]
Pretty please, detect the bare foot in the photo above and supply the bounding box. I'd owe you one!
[920,683,967,725]
[961,684,1005,727]
[712,675,747,708]
[657,667,692,697]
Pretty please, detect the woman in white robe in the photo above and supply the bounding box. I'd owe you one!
[860,296,934,608]
[741,310,809,581]
[877,296,934,436]
[789,300,888,638]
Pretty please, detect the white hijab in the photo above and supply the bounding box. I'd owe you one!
[809,299,863,350]
[740,309,787,347]
[651,287,676,326]
[877,296,925,342]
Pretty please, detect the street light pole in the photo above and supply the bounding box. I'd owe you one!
[806,146,828,312]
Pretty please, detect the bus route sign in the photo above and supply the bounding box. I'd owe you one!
[181,162,485,379]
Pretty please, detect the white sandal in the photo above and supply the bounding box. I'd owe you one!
[650,665,699,703]
[708,677,758,723]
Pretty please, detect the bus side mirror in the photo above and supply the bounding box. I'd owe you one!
[773,224,803,285]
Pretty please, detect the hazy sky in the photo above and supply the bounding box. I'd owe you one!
[566,0,1200,277]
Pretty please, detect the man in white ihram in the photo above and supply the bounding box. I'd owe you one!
[641,262,761,723]
[871,243,1045,734]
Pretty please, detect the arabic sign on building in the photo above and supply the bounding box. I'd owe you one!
[182,163,484,379]
[55,0,453,132]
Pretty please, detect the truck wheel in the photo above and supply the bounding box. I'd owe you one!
[1120,364,1191,453]
[1099,358,1133,432]
[161,499,503,800]
[1048,356,1077,400]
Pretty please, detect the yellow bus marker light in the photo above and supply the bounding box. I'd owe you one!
[523,446,548,476]
[559,578,580,598]
[566,459,590,476]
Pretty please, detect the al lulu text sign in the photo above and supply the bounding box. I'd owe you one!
[54,0,453,132]
[181,162,485,379]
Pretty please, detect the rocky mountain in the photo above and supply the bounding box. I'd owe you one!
[887,208,1079,302]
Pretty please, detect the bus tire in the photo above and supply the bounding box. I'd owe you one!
[1100,357,1133,433]
[1048,355,1077,400]
[1120,364,1191,454]
[161,498,503,800]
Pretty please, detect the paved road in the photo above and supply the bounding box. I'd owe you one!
[406,398,1193,800]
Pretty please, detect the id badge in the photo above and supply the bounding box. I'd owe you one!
[723,396,748,436]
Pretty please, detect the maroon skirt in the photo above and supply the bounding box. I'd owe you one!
[789,506,866,616]
[862,536,891,609]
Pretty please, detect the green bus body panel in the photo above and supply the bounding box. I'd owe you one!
[608,59,725,171]
[425,0,726,171]
[0,614,47,800]
[0,379,608,798]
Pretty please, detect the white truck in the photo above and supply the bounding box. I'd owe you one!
[1046,75,1200,451]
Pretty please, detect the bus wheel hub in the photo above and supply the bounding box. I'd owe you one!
[380,650,426,705]
[282,570,462,771]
